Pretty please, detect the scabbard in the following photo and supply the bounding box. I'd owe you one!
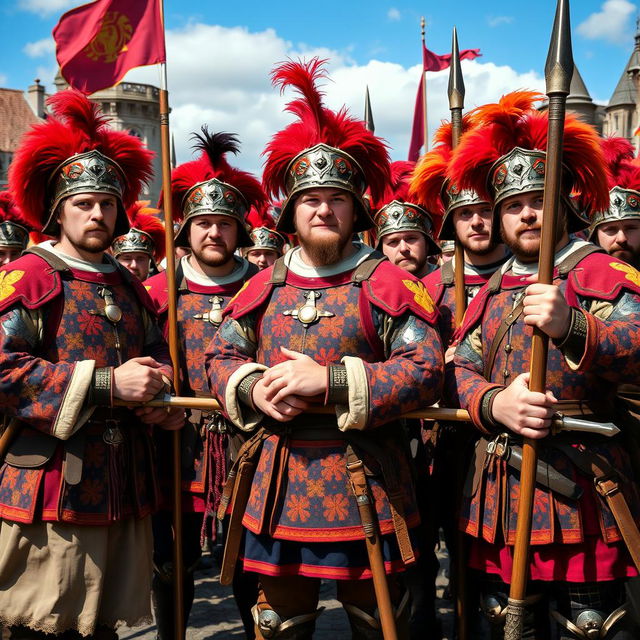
[219,457,256,586]
[506,445,582,500]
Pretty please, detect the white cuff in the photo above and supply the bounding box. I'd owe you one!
[51,360,96,440]
[336,356,370,431]
[225,362,268,432]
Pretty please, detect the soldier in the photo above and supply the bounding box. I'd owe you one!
[244,227,286,270]
[0,191,33,264]
[112,201,166,281]
[0,90,183,639]
[447,91,640,639]
[590,138,640,270]
[205,59,444,640]
[410,120,509,354]
[145,129,264,639]
[375,161,440,280]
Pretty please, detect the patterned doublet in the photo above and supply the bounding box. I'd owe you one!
[207,262,444,555]
[147,269,250,504]
[450,254,640,552]
[0,262,168,525]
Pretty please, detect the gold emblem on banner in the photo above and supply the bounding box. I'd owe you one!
[84,12,133,63]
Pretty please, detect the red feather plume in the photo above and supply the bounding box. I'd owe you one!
[449,90,609,212]
[8,90,154,232]
[371,161,415,210]
[410,114,477,216]
[126,200,166,261]
[167,128,267,221]
[263,58,391,203]
[0,191,33,230]
[600,137,635,189]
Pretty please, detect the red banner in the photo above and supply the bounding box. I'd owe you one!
[53,0,166,95]
[408,45,481,161]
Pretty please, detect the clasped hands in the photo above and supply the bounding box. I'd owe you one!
[252,347,327,422]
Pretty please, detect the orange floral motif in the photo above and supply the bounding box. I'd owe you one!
[80,478,104,506]
[323,494,349,521]
[320,454,345,481]
[286,494,310,522]
[306,478,324,497]
[289,454,308,482]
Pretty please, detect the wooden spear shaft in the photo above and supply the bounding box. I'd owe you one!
[158,1,185,634]
[448,27,468,640]
[504,2,573,638]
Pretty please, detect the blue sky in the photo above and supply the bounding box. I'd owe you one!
[0,0,638,172]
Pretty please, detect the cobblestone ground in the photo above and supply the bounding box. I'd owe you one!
[119,547,454,640]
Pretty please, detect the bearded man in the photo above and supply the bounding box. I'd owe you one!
[145,129,263,639]
[205,59,443,640]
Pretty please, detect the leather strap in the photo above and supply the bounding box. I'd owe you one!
[440,259,454,286]
[483,300,524,380]
[554,442,640,572]
[351,254,386,285]
[269,256,288,285]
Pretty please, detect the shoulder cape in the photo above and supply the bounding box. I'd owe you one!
[224,258,438,324]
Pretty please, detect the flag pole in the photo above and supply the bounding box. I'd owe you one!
[158,0,185,637]
[421,17,429,153]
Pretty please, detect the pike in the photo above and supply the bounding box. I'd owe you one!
[448,26,467,328]
[157,0,186,635]
[503,1,574,638]
[448,26,469,640]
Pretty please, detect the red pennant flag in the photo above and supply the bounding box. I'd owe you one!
[53,0,166,95]
[408,45,481,161]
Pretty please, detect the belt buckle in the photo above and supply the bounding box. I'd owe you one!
[487,433,509,460]
[103,419,124,445]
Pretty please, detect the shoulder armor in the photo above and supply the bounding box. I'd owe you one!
[568,252,640,300]
[422,267,447,307]
[363,261,438,324]
[144,271,168,314]
[223,265,275,319]
[0,253,62,314]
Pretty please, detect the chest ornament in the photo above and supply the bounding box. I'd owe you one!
[283,290,334,328]
[194,296,225,327]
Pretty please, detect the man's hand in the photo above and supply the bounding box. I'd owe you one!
[491,372,557,439]
[261,347,327,405]
[135,406,185,430]
[113,356,167,402]
[251,377,310,422]
[523,279,571,340]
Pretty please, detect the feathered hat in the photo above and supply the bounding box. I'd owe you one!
[448,90,610,234]
[167,128,266,248]
[8,90,153,237]
[590,137,640,237]
[0,191,32,250]
[373,161,440,255]
[263,58,391,234]
[112,201,166,263]
[409,117,490,240]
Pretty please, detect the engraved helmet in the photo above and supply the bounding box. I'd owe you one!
[263,58,391,235]
[9,90,153,237]
[0,191,33,251]
[245,227,286,255]
[410,118,490,241]
[166,128,267,248]
[373,162,440,255]
[112,201,166,263]
[448,90,610,235]
[590,137,640,239]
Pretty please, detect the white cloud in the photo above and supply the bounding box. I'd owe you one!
[23,38,55,58]
[387,8,401,22]
[577,0,636,43]
[0,74,7,87]
[18,0,76,15]
[487,16,514,28]
[44,22,544,176]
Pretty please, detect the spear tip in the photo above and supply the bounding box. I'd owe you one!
[448,26,465,110]
[545,0,574,95]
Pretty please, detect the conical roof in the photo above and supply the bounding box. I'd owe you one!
[567,65,592,104]
[608,30,640,109]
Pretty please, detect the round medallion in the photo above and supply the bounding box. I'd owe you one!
[210,309,223,325]
[104,303,122,323]
[298,305,317,324]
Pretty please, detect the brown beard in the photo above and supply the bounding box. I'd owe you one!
[191,243,235,267]
[75,233,112,255]
[458,234,498,256]
[302,234,348,266]
[501,211,567,262]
